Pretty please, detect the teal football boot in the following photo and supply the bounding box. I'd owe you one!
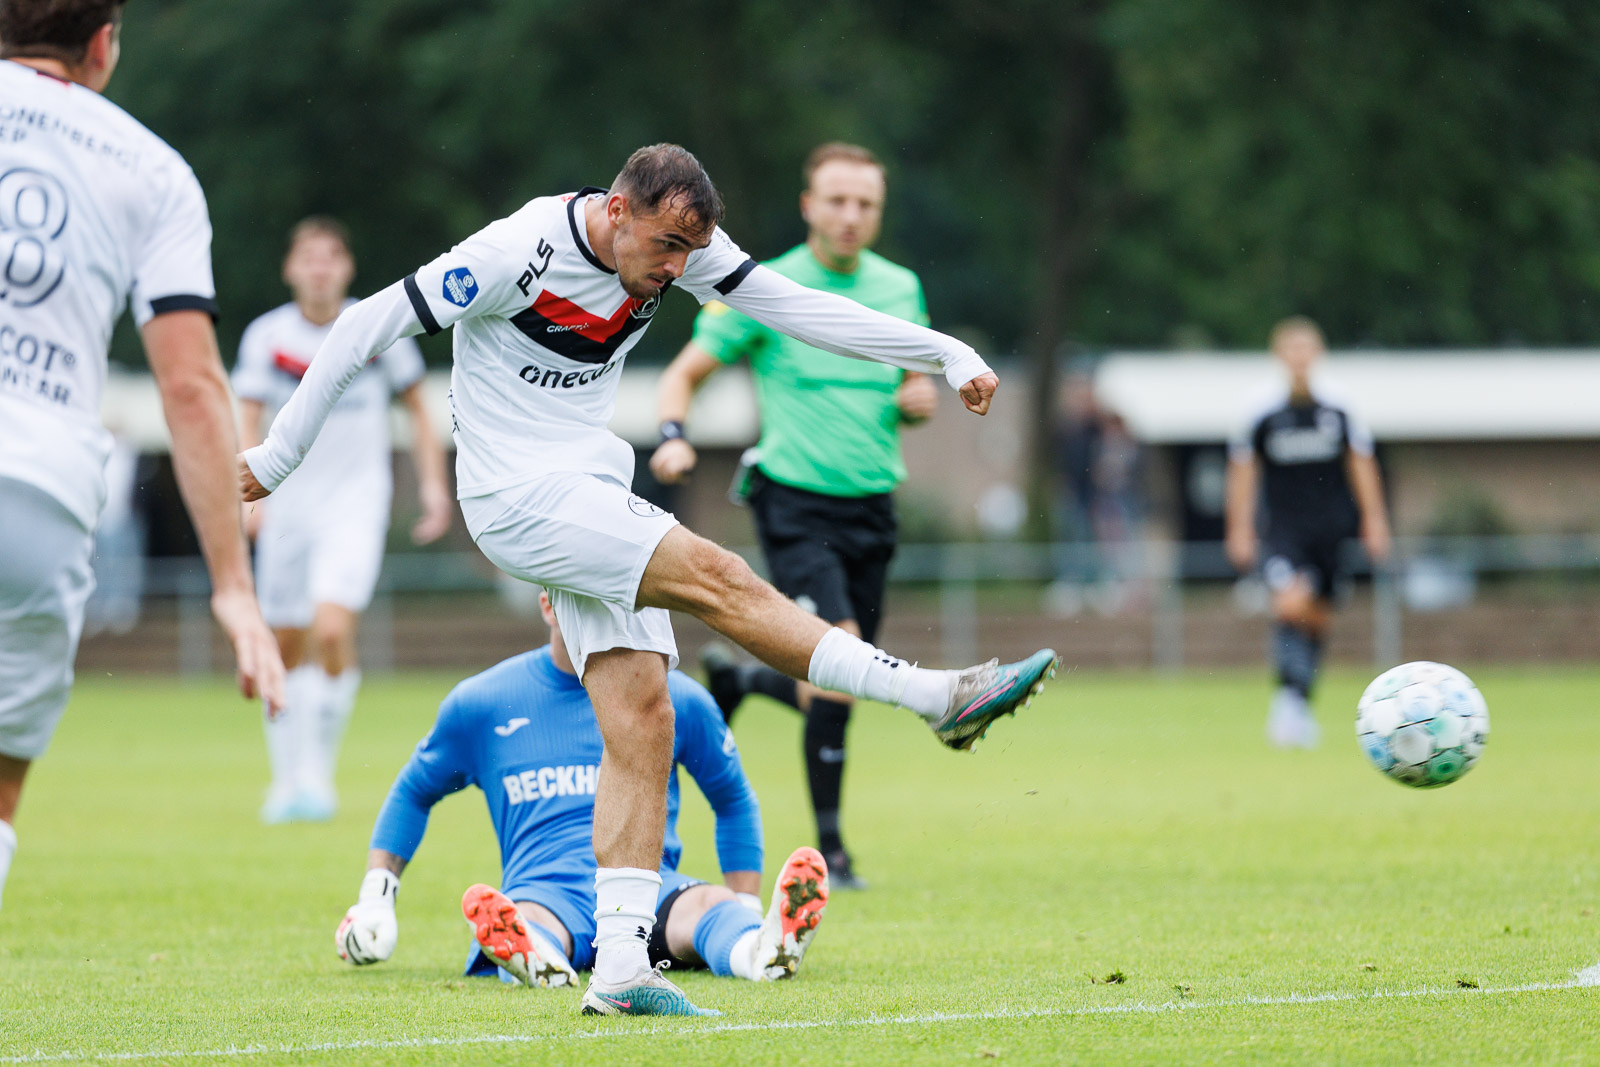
[931,649,1059,751]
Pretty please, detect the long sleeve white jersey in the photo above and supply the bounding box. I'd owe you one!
[232,300,424,514]
[0,60,217,530]
[244,188,990,499]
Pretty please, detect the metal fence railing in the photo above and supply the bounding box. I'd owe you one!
[130,535,1600,676]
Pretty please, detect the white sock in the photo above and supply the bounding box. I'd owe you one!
[592,867,661,984]
[729,927,762,981]
[292,666,331,796]
[318,668,361,790]
[807,627,954,721]
[0,820,15,912]
[263,665,320,801]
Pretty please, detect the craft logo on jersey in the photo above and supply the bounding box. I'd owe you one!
[503,764,599,805]
[627,493,665,518]
[442,267,478,307]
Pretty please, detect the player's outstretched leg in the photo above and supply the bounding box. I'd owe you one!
[580,962,721,1017]
[643,529,1059,752]
[461,884,578,988]
[751,846,830,980]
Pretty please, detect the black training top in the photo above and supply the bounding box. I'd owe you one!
[1230,383,1373,539]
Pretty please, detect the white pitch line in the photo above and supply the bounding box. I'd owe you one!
[4,966,1598,1065]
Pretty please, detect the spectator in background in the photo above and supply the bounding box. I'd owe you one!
[1225,317,1391,748]
[1046,372,1146,617]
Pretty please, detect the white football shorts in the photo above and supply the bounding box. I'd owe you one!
[0,478,95,760]
[462,472,680,680]
[254,497,389,628]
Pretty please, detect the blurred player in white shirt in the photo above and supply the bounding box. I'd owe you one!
[235,217,451,823]
[0,0,283,912]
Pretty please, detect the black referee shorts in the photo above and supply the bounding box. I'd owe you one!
[749,468,897,645]
[1261,528,1352,602]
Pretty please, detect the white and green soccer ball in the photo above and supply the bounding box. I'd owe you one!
[1355,661,1488,787]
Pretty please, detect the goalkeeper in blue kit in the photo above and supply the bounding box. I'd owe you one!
[335,591,829,1015]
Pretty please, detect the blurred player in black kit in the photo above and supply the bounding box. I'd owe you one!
[1225,318,1391,748]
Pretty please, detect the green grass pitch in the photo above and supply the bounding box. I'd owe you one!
[1,666,1596,1064]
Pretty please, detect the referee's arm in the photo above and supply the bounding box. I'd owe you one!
[649,342,723,484]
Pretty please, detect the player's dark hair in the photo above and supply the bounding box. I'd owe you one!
[287,215,353,258]
[0,0,125,64]
[1270,315,1324,349]
[803,142,886,188]
[612,144,724,235]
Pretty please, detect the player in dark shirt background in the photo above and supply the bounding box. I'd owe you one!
[1225,317,1392,748]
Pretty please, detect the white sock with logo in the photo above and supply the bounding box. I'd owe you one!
[592,867,661,984]
[0,820,15,912]
[317,667,361,793]
[806,627,954,722]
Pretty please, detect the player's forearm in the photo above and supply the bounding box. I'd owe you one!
[406,390,449,495]
[368,774,442,861]
[236,399,266,452]
[150,330,253,595]
[1223,458,1257,540]
[367,849,408,877]
[722,266,990,388]
[1348,453,1390,528]
[711,797,765,877]
[244,281,420,491]
[657,357,698,425]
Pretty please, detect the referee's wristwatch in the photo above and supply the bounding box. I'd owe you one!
[659,419,686,444]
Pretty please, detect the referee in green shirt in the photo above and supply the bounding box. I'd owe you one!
[651,143,938,890]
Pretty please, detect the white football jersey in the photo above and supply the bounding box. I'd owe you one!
[232,300,425,512]
[404,188,753,495]
[244,187,989,500]
[0,60,217,529]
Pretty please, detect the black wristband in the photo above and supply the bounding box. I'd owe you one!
[659,420,686,443]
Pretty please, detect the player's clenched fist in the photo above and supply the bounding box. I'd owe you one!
[959,371,998,415]
[336,869,400,965]
[238,454,270,502]
[649,437,698,484]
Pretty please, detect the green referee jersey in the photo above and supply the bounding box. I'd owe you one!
[691,244,930,497]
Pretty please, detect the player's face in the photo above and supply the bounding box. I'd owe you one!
[1273,327,1325,379]
[801,160,885,264]
[283,232,355,308]
[608,195,712,300]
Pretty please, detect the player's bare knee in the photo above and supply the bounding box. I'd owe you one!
[699,544,762,612]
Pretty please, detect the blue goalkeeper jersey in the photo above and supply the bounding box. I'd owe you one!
[369,646,763,889]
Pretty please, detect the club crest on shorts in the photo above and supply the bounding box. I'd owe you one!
[627,494,665,518]
[442,268,479,307]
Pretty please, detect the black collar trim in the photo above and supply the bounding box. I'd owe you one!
[567,187,614,275]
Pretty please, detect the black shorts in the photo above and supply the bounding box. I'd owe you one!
[647,877,708,971]
[1261,530,1351,602]
[749,469,897,645]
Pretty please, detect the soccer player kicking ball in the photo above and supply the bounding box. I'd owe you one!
[242,144,1056,1016]
[0,0,284,912]
[653,142,941,890]
[1225,317,1391,748]
[336,591,826,1016]
[235,217,452,823]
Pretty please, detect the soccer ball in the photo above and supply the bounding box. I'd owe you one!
[1355,661,1488,787]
